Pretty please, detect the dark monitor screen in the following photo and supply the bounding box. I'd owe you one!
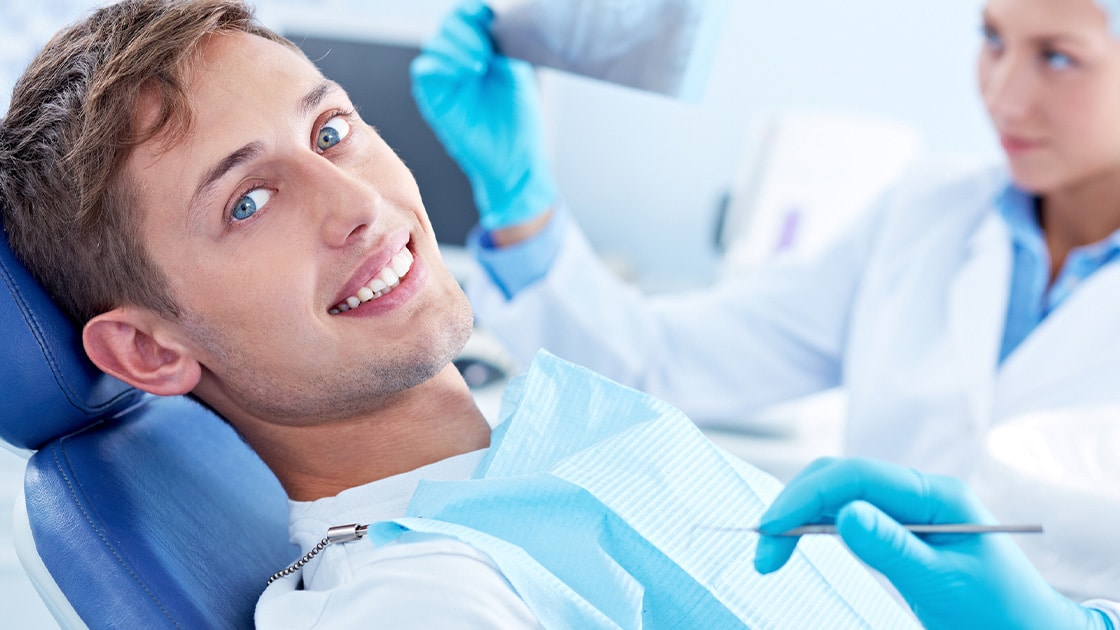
[289,33,478,246]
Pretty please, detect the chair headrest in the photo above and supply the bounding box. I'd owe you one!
[1,214,142,450]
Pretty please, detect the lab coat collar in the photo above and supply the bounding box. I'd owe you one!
[996,261,1120,413]
[981,179,1120,414]
[970,180,1120,418]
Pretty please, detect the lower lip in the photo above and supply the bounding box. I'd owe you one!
[1001,137,1039,155]
[333,246,428,318]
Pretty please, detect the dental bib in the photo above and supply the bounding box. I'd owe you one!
[367,351,916,628]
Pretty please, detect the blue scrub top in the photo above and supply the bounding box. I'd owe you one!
[997,185,1120,363]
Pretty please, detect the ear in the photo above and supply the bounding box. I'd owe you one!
[83,307,202,396]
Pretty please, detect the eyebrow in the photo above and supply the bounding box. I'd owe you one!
[299,80,339,118]
[189,79,343,219]
[193,141,264,208]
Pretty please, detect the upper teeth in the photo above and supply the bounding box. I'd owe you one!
[329,248,414,314]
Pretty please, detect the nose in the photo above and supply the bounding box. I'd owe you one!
[981,51,1035,125]
[301,156,382,249]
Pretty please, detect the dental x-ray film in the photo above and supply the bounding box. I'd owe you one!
[489,0,731,101]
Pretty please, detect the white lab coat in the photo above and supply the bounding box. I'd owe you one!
[467,158,1120,607]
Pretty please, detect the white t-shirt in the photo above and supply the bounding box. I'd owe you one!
[255,449,541,629]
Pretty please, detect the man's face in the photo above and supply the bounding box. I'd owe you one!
[125,32,473,426]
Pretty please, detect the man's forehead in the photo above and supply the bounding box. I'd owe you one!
[128,32,324,170]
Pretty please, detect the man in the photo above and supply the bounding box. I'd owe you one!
[0,1,1105,628]
[1,0,541,623]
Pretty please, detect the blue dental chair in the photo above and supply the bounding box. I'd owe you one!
[1,212,297,628]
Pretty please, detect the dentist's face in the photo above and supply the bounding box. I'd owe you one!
[125,32,472,426]
[979,0,1120,194]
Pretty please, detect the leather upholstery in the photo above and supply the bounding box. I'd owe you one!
[0,224,141,450]
[25,396,294,629]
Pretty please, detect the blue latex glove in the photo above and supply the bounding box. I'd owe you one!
[411,0,557,231]
[754,457,1112,630]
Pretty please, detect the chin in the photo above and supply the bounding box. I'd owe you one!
[441,291,476,364]
[404,290,475,388]
[1006,161,1062,195]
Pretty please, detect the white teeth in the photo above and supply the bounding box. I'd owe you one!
[391,250,412,277]
[330,246,416,314]
[379,267,399,288]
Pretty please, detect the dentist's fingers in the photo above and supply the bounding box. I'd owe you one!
[420,0,495,71]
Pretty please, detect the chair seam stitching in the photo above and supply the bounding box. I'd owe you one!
[50,443,182,628]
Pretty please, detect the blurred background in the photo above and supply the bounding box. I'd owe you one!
[2,0,995,626]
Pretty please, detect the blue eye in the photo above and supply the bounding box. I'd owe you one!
[316,115,351,151]
[981,25,1003,52]
[1044,50,1074,70]
[231,188,271,222]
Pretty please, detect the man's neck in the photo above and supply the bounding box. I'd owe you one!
[243,364,491,502]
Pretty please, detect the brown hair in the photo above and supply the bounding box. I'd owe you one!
[0,0,297,324]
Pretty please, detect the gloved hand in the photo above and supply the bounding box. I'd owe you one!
[411,0,557,231]
[753,457,1111,630]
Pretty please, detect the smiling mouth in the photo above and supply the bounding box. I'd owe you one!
[328,247,415,315]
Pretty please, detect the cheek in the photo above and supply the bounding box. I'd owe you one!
[363,137,424,204]
[191,243,314,328]
[360,152,432,236]
[1059,88,1120,152]
[1094,88,1120,147]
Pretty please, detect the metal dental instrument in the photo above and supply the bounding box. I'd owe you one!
[744,523,1044,537]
